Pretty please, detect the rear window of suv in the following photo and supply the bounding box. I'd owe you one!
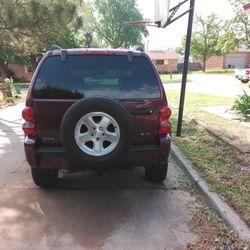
[33,55,160,99]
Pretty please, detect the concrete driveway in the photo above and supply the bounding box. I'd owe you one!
[0,104,198,250]
[164,74,250,98]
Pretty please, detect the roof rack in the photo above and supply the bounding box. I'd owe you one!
[49,44,67,62]
[50,44,62,51]
[136,47,144,52]
[127,51,133,63]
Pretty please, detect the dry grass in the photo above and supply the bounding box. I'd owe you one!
[187,199,249,250]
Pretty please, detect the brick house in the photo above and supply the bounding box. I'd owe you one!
[0,64,33,82]
[204,46,250,70]
[147,50,180,73]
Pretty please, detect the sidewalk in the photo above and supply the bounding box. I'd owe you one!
[190,104,250,153]
[202,104,250,128]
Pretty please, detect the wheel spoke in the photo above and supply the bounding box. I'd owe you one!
[84,116,96,129]
[99,116,111,129]
[105,132,119,143]
[79,132,92,143]
[75,111,120,156]
[93,140,103,153]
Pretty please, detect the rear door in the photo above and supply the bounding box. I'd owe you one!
[32,54,163,145]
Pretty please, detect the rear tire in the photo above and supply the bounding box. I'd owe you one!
[145,163,168,183]
[241,79,249,84]
[31,168,58,188]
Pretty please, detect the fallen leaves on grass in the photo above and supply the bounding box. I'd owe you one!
[187,200,249,250]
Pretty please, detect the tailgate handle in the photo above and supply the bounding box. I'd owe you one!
[130,108,153,115]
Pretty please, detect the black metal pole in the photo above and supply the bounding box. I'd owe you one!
[176,0,195,136]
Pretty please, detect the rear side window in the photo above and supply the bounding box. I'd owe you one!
[33,55,160,99]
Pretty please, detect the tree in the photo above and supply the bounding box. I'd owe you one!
[175,37,186,55]
[26,29,82,71]
[0,0,82,77]
[77,1,101,48]
[94,0,148,48]
[229,0,250,48]
[179,14,223,71]
[216,30,239,54]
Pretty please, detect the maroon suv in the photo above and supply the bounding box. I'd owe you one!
[22,48,171,188]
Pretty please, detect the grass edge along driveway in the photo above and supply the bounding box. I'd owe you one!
[167,90,250,227]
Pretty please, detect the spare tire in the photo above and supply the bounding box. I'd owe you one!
[60,97,132,167]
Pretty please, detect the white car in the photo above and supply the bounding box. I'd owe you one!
[235,68,250,83]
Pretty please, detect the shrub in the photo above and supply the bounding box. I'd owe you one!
[0,91,3,102]
[6,97,14,103]
[231,91,250,122]
[4,77,17,99]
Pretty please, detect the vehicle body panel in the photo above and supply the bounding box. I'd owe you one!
[24,48,171,171]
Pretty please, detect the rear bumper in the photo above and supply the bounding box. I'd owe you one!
[24,135,171,170]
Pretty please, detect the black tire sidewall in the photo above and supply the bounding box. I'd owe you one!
[241,79,249,83]
[31,168,58,188]
[145,162,168,182]
[60,97,132,166]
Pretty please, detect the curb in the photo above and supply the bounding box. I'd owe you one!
[170,143,250,242]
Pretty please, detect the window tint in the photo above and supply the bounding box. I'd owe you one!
[33,55,160,99]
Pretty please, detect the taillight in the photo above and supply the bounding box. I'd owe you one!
[22,107,37,136]
[159,106,172,135]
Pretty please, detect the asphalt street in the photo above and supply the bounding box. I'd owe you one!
[0,104,198,250]
[164,73,250,98]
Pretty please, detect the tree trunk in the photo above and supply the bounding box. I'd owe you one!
[0,59,8,79]
[203,57,206,72]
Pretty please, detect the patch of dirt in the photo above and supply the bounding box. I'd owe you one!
[233,152,250,175]
[187,199,250,250]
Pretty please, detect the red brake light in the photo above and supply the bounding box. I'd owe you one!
[160,106,172,119]
[22,107,36,136]
[22,107,34,122]
[159,106,172,135]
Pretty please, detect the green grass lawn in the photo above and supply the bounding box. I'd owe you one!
[195,69,234,75]
[166,90,234,112]
[167,90,250,226]
[160,74,191,83]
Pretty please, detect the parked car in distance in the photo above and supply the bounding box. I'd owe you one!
[235,68,250,83]
[22,47,172,188]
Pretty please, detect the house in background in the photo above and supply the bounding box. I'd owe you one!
[205,45,250,70]
[147,50,180,73]
[0,64,33,82]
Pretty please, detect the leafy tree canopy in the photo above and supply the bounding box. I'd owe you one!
[0,0,83,76]
[229,0,250,48]
[94,0,148,48]
[178,14,228,71]
[0,0,82,54]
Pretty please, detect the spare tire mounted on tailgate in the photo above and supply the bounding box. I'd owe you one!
[60,97,132,166]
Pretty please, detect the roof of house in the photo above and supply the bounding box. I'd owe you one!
[237,45,250,53]
[146,50,180,60]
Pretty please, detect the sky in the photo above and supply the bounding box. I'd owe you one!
[136,0,235,50]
